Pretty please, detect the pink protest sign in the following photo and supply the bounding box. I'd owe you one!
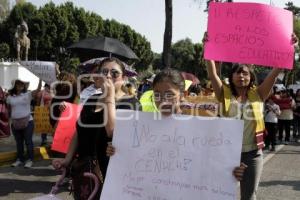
[204,2,294,69]
[51,103,82,154]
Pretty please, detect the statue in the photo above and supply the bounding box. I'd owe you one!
[14,20,30,61]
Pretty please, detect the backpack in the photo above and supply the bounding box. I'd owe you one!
[0,87,10,138]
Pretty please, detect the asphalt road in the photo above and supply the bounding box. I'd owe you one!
[0,143,299,200]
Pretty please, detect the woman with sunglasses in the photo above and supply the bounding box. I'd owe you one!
[52,57,139,199]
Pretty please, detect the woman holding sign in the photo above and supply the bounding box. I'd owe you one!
[205,34,298,200]
[107,69,247,182]
[52,57,139,199]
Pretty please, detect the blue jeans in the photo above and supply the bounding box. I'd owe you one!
[12,120,34,161]
[240,149,263,200]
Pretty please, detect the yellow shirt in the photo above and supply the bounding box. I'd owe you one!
[227,98,257,152]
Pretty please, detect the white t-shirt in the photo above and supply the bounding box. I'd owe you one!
[264,103,280,123]
[79,85,102,104]
[7,92,33,120]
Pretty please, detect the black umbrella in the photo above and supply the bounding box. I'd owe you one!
[67,36,139,61]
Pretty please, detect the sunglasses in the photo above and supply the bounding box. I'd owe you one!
[98,68,122,78]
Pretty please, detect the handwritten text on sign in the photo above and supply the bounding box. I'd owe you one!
[20,61,57,84]
[204,2,294,69]
[101,111,243,200]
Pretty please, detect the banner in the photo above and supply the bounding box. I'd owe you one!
[20,61,57,84]
[101,111,243,200]
[204,2,294,69]
[181,95,219,117]
[51,103,82,154]
[33,106,54,134]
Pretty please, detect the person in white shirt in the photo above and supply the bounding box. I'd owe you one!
[6,78,41,168]
[264,97,281,151]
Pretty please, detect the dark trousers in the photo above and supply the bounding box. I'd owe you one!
[240,149,263,200]
[293,116,300,138]
[41,133,47,142]
[278,119,291,142]
[265,122,277,147]
[12,120,34,161]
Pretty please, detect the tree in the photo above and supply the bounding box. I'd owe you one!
[285,2,300,84]
[0,1,153,72]
[162,0,172,68]
[171,38,206,79]
[0,0,10,22]
[153,38,207,80]
[285,1,300,16]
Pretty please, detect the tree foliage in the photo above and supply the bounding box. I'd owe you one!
[285,2,300,84]
[0,0,10,22]
[153,38,207,81]
[285,1,300,16]
[0,1,153,72]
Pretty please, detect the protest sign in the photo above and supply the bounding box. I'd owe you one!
[182,95,219,117]
[204,2,294,69]
[101,110,243,200]
[51,103,82,154]
[33,106,54,134]
[20,61,57,84]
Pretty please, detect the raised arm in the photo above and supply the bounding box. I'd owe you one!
[258,33,298,101]
[31,79,42,98]
[104,97,116,138]
[95,77,116,138]
[257,68,281,101]
[206,60,223,100]
[64,131,78,165]
[52,131,78,170]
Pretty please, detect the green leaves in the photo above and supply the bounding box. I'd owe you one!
[0,1,153,72]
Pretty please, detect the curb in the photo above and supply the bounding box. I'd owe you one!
[0,146,51,166]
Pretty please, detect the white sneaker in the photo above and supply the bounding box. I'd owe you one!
[11,160,23,167]
[24,160,33,168]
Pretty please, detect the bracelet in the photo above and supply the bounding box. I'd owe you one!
[104,101,115,105]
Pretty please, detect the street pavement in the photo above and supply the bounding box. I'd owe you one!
[0,159,71,200]
[257,142,300,200]
[0,136,299,199]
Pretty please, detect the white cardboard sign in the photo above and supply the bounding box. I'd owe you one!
[101,111,244,200]
[20,61,57,84]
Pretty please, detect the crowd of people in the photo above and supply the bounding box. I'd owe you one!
[0,33,299,199]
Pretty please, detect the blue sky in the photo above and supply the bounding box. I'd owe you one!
[26,0,300,53]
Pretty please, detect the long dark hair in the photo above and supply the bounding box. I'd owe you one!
[153,69,185,93]
[8,80,28,96]
[228,64,256,96]
[98,57,126,75]
[54,71,77,102]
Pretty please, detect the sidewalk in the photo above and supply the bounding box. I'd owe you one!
[0,134,52,166]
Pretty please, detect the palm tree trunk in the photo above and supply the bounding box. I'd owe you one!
[163,0,172,68]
